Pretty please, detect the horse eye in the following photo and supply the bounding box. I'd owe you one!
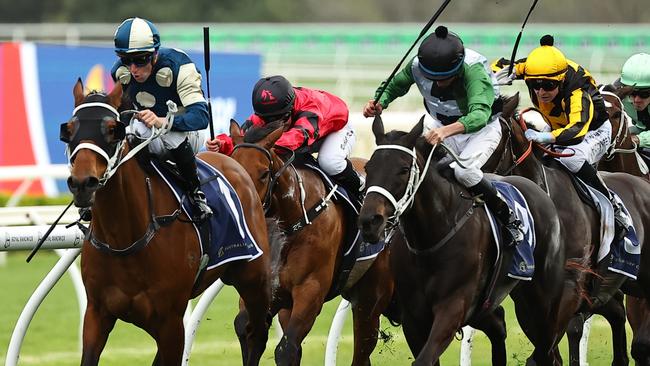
[399,166,410,175]
[260,170,270,180]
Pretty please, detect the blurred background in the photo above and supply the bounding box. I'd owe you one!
[1,1,649,364]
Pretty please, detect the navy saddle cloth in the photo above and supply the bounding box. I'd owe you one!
[150,158,263,270]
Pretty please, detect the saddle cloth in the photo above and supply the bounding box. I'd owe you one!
[150,158,263,270]
[485,181,536,281]
[577,178,640,279]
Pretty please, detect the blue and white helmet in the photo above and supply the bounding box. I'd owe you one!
[114,17,160,55]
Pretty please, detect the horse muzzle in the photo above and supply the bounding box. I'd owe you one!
[67,175,99,207]
[358,211,387,244]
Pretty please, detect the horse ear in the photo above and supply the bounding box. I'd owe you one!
[263,123,285,150]
[107,83,123,109]
[230,119,244,145]
[372,115,385,144]
[73,78,85,107]
[502,92,520,120]
[404,115,425,147]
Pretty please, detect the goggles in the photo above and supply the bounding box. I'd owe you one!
[631,89,650,99]
[526,79,560,92]
[120,53,153,67]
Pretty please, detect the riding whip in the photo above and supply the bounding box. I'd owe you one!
[373,0,453,105]
[203,26,215,140]
[26,200,74,262]
[506,0,540,77]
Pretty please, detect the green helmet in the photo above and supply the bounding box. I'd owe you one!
[621,53,650,88]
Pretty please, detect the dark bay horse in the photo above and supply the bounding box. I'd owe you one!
[64,81,272,365]
[227,121,395,365]
[358,115,569,365]
[500,95,650,365]
[229,120,511,365]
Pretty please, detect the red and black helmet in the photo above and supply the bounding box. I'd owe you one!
[252,75,295,121]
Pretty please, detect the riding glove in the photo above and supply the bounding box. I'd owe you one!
[524,129,556,144]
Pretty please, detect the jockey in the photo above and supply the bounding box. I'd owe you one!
[362,25,524,247]
[499,35,628,309]
[206,75,364,201]
[618,53,650,148]
[111,17,212,221]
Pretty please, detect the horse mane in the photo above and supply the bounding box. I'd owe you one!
[244,121,284,143]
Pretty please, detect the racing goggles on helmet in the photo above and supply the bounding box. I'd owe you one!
[526,78,560,92]
[631,88,650,99]
[120,53,153,67]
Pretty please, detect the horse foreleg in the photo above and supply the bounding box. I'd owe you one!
[235,295,271,366]
[469,306,507,366]
[412,299,465,366]
[80,303,116,366]
[595,292,629,366]
[150,315,184,366]
[275,283,325,366]
[566,312,586,366]
[629,296,650,366]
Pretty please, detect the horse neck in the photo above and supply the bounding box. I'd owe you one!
[267,153,304,219]
[402,160,466,247]
[92,156,155,247]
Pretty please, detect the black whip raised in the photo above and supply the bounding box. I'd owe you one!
[26,200,74,262]
[373,0,453,105]
[506,0,540,77]
[203,26,215,140]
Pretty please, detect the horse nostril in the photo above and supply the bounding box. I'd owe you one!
[67,176,79,193]
[86,177,100,191]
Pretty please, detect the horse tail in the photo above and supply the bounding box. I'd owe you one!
[265,218,287,297]
[565,253,598,305]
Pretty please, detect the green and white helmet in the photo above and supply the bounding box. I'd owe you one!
[621,53,650,88]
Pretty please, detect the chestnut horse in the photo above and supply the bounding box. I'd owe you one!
[64,81,272,365]
[359,115,569,365]
[599,85,650,365]
[228,120,511,365]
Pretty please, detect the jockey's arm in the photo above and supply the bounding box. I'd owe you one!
[374,59,416,109]
[552,88,593,144]
[459,63,495,133]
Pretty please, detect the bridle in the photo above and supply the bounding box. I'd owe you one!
[599,89,638,159]
[63,98,182,256]
[231,143,295,213]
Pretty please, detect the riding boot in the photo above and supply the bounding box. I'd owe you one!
[331,159,364,203]
[575,162,628,243]
[170,138,213,222]
[589,255,628,310]
[469,178,524,247]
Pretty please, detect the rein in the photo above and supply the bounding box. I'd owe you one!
[517,107,575,158]
[231,143,296,213]
[366,142,479,254]
[67,99,184,255]
[599,89,638,159]
[75,177,181,256]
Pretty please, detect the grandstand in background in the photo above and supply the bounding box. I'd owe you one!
[1,22,648,110]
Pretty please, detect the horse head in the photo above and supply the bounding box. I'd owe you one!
[358,114,426,243]
[62,79,125,207]
[230,119,286,211]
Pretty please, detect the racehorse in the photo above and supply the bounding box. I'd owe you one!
[64,80,272,366]
[227,120,394,365]
[358,115,569,365]
[228,120,511,365]
[599,85,650,365]
[500,93,650,365]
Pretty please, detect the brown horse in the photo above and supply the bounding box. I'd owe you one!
[227,120,394,365]
[228,120,511,365]
[64,81,272,365]
[599,85,650,365]
[359,115,569,365]
[499,94,650,365]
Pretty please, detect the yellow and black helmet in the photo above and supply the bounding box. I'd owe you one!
[523,35,568,81]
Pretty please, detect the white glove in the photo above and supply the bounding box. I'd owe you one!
[494,67,516,85]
